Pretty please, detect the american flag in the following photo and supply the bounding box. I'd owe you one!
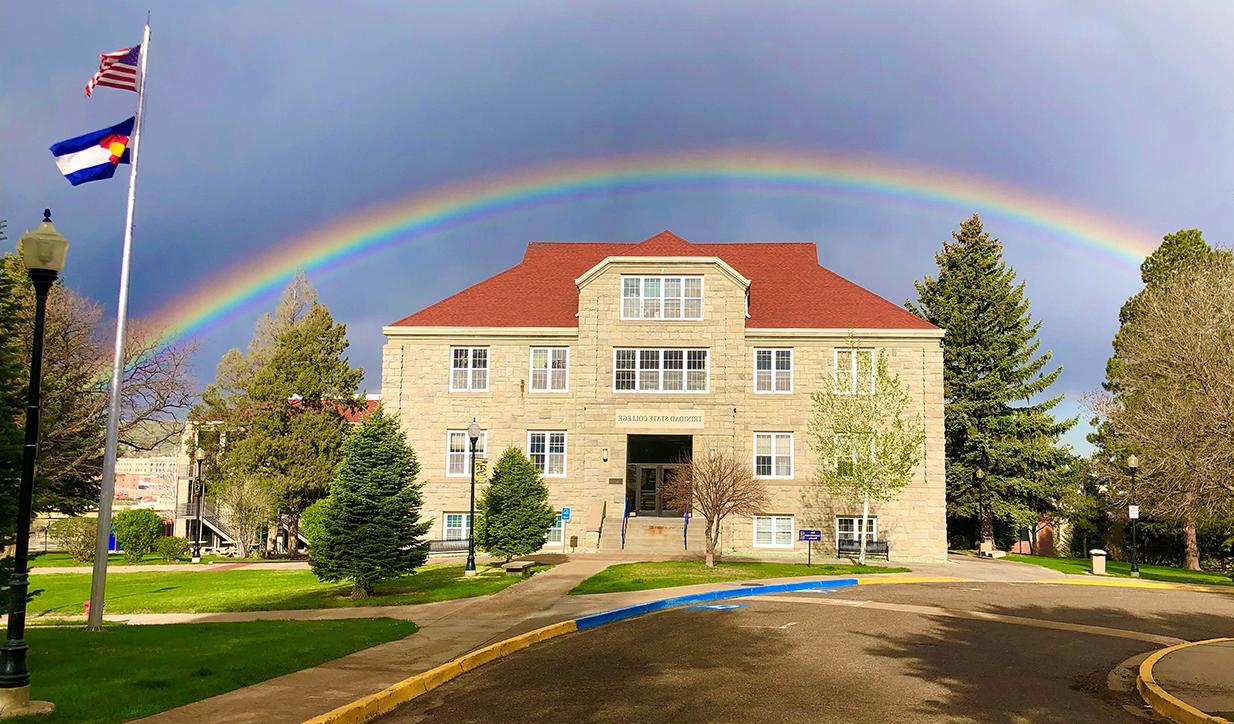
[85,44,141,97]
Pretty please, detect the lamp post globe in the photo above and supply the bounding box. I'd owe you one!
[1127,454,1140,577]
[0,210,67,715]
[465,418,481,576]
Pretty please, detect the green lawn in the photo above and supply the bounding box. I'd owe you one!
[29,552,269,568]
[28,563,549,616]
[1006,554,1234,587]
[568,560,909,595]
[14,618,415,723]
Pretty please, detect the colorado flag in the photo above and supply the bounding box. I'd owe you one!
[50,117,134,185]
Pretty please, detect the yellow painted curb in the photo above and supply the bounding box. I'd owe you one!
[303,620,578,724]
[854,576,969,585]
[1137,638,1234,724]
[1028,578,1234,594]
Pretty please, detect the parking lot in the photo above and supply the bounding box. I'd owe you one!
[384,581,1234,723]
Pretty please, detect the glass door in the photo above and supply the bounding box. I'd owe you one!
[637,466,659,514]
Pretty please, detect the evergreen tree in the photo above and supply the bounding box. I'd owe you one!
[308,408,430,597]
[475,447,556,562]
[906,214,1074,548]
[0,227,27,579]
[196,276,363,556]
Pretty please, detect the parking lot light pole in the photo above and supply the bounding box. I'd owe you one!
[465,418,481,576]
[0,211,67,716]
[1128,454,1140,578]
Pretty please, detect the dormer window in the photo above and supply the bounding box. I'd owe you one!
[621,275,703,320]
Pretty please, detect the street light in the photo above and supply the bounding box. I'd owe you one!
[191,448,205,563]
[465,418,481,577]
[0,210,67,716]
[974,466,989,552]
[1128,454,1140,578]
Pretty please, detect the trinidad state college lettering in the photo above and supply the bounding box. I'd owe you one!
[615,411,705,429]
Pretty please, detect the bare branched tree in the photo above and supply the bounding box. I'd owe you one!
[1089,254,1234,567]
[213,476,274,558]
[662,448,769,568]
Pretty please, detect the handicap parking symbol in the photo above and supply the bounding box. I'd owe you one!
[688,603,746,610]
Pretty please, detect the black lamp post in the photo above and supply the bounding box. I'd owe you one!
[1128,454,1140,578]
[0,210,67,716]
[191,449,205,563]
[465,418,481,576]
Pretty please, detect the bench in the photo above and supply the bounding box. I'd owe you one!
[837,539,890,560]
[503,560,536,577]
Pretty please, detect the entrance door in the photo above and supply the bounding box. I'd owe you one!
[635,464,682,517]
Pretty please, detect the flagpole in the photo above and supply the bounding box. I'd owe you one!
[88,21,150,632]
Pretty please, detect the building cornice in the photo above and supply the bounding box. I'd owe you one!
[744,327,945,340]
[574,256,752,289]
[383,326,579,339]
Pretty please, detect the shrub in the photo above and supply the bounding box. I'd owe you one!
[49,517,97,562]
[112,508,165,563]
[475,447,556,562]
[154,536,190,562]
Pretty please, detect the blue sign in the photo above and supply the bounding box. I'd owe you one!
[560,507,571,521]
[799,529,822,542]
[688,603,746,610]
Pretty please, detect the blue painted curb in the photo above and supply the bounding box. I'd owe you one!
[574,577,858,630]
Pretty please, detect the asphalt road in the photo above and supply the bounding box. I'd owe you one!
[384,582,1234,723]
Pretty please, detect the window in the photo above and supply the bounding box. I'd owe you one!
[754,348,793,393]
[620,276,704,320]
[836,516,877,542]
[546,512,564,546]
[754,432,793,478]
[451,347,489,391]
[529,347,569,392]
[528,431,567,477]
[444,513,472,541]
[835,433,874,477]
[753,515,794,548]
[614,348,709,392]
[446,429,487,477]
[834,348,874,395]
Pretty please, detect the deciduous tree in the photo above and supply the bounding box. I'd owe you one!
[906,215,1074,549]
[806,345,924,564]
[1090,254,1234,566]
[662,448,769,568]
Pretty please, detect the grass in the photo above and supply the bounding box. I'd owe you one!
[568,560,910,595]
[1006,554,1234,587]
[28,563,550,616]
[14,618,415,723]
[29,552,270,567]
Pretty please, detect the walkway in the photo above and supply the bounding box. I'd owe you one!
[139,558,612,724]
[1141,638,1234,721]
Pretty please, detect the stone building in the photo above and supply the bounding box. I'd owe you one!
[381,231,946,560]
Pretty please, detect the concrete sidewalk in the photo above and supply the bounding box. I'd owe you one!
[1145,638,1234,721]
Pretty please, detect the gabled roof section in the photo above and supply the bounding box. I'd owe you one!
[389,231,937,330]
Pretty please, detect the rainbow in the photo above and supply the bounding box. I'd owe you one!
[150,148,1156,347]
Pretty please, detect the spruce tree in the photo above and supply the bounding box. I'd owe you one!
[1095,229,1231,569]
[906,214,1074,547]
[308,408,430,597]
[475,447,556,562]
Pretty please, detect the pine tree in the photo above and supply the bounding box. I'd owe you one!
[0,235,27,568]
[906,214,1074,548]
[307,408,430,597]
[475,447,556,562]
[1094,230,1232,569]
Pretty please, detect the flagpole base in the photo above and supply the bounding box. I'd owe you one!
[0,686,53,718]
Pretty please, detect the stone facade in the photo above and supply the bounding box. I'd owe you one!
[382,245,947,561]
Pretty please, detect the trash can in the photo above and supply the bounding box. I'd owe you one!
[1090,549,1107,576]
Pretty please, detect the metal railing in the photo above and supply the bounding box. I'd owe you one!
[683,510,689,550]
[621,495,629,550]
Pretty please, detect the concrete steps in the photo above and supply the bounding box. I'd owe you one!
[599,515,707,554]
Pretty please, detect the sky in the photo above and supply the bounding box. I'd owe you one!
[4,1,1233,452]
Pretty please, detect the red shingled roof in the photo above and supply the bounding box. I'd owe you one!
[390,231,936,330]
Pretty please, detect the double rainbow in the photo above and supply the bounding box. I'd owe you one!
[150,148,1155,347]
